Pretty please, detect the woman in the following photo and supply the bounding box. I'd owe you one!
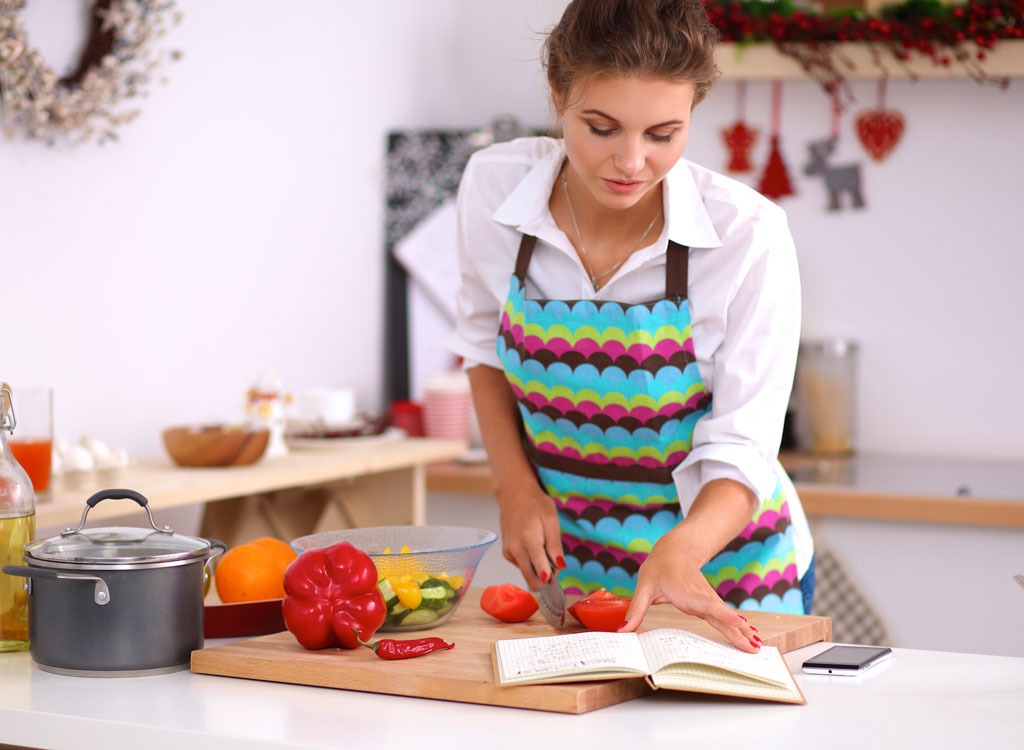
[449,0,813,653]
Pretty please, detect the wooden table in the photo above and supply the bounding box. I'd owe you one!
[39,437,467,546]
[427,451,1024,528]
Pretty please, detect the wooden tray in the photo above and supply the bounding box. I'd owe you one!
[191,590,830,714]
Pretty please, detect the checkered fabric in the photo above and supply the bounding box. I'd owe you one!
[811,544,894,646]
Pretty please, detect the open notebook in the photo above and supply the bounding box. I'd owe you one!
[492,628,805,704]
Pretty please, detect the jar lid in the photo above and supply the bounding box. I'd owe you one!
[799,338,859,357]
[25,526,214,567]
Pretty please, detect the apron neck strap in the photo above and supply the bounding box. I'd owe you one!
[514,234,537,282]
[665,241,689,299]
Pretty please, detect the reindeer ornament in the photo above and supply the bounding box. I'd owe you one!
[803,137,865,212]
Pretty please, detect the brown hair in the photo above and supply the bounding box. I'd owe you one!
[543,0,721,109]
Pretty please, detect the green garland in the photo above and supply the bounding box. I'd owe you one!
[706,0,1023,98]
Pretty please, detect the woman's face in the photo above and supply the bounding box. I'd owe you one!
[557,75,695,213]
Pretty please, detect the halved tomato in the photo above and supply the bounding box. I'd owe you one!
[568,589,631,632]
[480,583,539,623]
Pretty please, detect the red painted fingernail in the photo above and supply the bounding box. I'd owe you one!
[749,639,760,649]
[750,625,759,633]
[737,614,748,622]
[540,571,549,583]
[753,635,763,644]
[556,556,566,569]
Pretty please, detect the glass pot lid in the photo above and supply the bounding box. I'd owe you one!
[25,525,213,566]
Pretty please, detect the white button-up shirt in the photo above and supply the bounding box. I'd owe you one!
[448,137,811,575]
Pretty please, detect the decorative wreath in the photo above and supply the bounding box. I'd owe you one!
[0,0,180,145]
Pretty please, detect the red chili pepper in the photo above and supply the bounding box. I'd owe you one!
[356,632,455,660]
[281,542,386,651]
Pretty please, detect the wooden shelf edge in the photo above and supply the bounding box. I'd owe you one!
[715,39,1024,80]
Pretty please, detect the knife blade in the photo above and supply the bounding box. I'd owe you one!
[536,562,567,629]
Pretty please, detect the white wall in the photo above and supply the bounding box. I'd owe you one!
[2,0,1021,463]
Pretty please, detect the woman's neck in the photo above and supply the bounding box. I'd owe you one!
[550,162,665,289]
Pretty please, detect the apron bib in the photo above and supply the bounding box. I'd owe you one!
[497,235,805,614]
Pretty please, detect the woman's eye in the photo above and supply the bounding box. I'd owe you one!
[588,125,616,138]
[648,132,674,143]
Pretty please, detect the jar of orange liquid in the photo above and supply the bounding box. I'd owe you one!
[7,386,52,503]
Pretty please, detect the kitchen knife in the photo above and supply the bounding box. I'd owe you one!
[536,565,567,629]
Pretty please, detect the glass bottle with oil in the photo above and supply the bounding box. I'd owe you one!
[0,383,35,652]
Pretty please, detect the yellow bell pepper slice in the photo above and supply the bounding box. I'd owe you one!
[392,578,423,609]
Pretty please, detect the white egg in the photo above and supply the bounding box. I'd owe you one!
[51,448,64,476]
[80,435,112,462]
[63,444,96,473]
[97,447,131,471]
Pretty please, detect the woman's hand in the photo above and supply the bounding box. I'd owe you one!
[495,485,563,590]
[619,526,762,653]
[618,478,763,653]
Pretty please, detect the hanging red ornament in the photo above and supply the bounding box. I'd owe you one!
[756,81,795,200]
[855,78,905,162]
[721,81,759,172]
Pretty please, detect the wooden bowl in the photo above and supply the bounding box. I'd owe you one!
[162,425,269,467]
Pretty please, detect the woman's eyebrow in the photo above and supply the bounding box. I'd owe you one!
[581,109,684,128]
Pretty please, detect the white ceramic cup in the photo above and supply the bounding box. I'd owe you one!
[296,387,356,425]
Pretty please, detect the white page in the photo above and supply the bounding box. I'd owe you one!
[637,629,790,686]
[495,632,649,682]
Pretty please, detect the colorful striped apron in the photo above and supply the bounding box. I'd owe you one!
[497,235,805,614]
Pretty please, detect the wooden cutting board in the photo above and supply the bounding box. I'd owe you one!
[191,590,830,714]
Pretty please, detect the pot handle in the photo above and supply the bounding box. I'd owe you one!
[2,565,111,606]
[204,539,227,579]
[63,488,172,538]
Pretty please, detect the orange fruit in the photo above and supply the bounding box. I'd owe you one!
[248,536,298,572]
[214,538,295,603]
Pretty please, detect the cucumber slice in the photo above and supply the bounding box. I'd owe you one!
[377,578,399,608]
[400,609,439,626]
[421,589,451,611]
[421,578,452,591]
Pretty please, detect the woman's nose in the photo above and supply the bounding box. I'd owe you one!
[613,138,646,177]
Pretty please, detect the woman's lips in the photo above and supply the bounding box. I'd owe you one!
[603,178,643,195]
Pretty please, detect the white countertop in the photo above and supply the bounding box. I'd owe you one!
[1,641,1021,750]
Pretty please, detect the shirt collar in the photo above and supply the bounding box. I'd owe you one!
[491,141,723,250]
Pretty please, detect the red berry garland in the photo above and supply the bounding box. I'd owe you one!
[705,0,1023,103]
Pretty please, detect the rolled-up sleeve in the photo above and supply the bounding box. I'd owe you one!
[673,207,801,511]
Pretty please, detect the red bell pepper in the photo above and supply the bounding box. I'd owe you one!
[282,541,386,650]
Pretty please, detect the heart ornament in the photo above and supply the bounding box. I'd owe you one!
[855,109,905,162]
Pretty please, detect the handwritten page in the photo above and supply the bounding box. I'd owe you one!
[494,632,648,683]
[638,628,790,686]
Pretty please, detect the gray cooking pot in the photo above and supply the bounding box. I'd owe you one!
[2,488,225,677]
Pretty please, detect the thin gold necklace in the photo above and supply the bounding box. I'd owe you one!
[561,170,662,292]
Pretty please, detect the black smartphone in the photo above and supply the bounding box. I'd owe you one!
[801,645,893,675]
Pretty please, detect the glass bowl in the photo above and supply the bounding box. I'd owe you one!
[291,525,497,631]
